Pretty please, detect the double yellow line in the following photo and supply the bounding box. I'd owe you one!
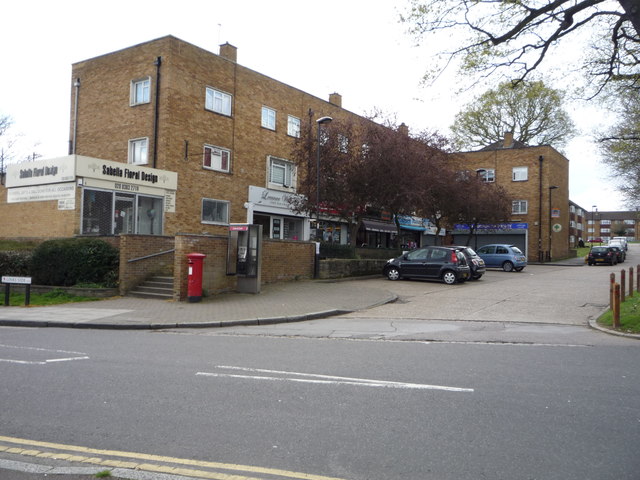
[0,435,346,480]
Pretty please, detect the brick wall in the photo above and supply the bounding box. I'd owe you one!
[172,234,315,300]
[118,234,174,295]
[262,239,314,283]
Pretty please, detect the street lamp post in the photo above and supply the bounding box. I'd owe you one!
[314,116,332,278]
[548,185,558,261]
[591,205,597,245]
[474,169,486,249]
[316,116,333,239]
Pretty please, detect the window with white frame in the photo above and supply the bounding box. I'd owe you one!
[205,87,232,116]
[512,166,528,181]
[287,115,300,138]
[512,200,528,214]
[203,145,230,173]
[625,219,636,224]
[601,219,611,225]
[201,198,229,224]
[130,77,150,105]
[262,106,276,130]
[128,138,148,165]
[338,134,349,153]
[479,169,495,182]
[601,227,610,233]
[268,156,296,189]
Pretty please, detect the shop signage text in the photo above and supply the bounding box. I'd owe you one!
[102,165,159,184]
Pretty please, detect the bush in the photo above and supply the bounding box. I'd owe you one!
[30,238,119,287]
[0,250,32,276]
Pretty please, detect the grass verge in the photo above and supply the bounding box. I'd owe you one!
[3,289,99,306]
[598,294,640,334]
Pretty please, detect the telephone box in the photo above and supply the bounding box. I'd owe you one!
[187,252,206,302]
[227,224,262,293]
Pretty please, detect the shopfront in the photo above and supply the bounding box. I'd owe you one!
[248,186,309,241]
[3,155,177,237]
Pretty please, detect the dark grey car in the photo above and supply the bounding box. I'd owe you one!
[383,246,471,285]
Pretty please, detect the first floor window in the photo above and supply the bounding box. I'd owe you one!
[268,156,296,189]
[287,115,300,137]
[129,138,148,165]
[512,166,528,181]
[204,145,230,172]
[205,87,232,116]
[512,200,528,214]
[479,168,495,182]
[262,106,276,130]
[130,77,150,105]
[202,198,229,224]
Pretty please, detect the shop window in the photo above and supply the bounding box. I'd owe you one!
[287,115,300,138]
[512,166,528,181]
[204,145,230,173]
[82,189,113,235]
[81,188,163,235]
[205,87,232,116]
[130,77,150,105]
[129,138,148,165]
[262,106,276,130]
[138,196,163,235]
[512,200,528,214]
[202,198,229,225]
[268,156,296,190]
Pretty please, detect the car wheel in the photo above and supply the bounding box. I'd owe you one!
[514,267,524,272]
[502,261,514,272]
[442,270,457,285]
[386,266,401,281]
[588,262,594,266]
[472,274,483,280]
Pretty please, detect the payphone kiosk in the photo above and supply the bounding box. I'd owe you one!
[227,224,262,293]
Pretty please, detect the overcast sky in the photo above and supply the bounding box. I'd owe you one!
[0,0,626,212]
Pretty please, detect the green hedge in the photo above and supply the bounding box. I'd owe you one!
[319,242,356,259]
[30,238,119,287]
[0,251,32,276]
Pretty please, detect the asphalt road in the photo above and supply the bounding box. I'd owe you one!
[1,247,639,480]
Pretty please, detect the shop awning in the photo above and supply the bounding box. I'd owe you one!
[400,224,426,232]
[362,219,397,233]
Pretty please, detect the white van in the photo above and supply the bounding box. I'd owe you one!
[611,237,628,251]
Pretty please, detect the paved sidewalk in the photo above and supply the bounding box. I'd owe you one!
[0,278,397,329]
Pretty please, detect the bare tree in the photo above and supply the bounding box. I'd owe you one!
[401,0,640,97]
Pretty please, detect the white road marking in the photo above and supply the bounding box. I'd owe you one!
[0,344,89,365]
[197,366,474,392]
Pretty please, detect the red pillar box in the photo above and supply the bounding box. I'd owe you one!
[187,253,207,303]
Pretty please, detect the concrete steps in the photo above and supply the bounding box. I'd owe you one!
[129,276,174,300]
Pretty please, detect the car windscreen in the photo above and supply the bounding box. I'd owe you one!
[592,247,607,253]
[510,246,523,254]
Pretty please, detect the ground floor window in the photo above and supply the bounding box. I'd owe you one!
[82,188,163,235]
[254,213,303,240]
[319,221,348,244]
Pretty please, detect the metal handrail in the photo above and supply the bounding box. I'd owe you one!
[127,248,175,263]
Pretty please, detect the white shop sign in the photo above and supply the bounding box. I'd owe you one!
[6,182,76,203]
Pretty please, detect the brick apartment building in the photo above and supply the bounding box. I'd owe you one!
[452,134,570,262]
[569,200,587,246]
[587,209,640,242]
[0,35,438,249]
